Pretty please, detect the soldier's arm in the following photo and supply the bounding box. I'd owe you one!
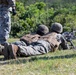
[60,35,70,50]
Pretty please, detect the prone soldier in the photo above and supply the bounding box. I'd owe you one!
[0,24,49,55]
[2,22,69,60]
[12,24,49,46]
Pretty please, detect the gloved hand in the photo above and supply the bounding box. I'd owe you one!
[12,9,16,16]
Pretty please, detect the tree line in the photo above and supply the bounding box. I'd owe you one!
[11,0,76,37]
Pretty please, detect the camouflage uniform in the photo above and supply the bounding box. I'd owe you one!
[12,25,49,46]
[3,23,69,60]
[0,0,15,45]
[16,23,69,56]
[16,32,68,56]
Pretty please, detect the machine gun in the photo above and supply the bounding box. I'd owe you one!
[62,32,75,49]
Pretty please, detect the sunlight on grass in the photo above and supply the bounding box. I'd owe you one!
[0,38,76,75]
[0,50,76,75]
[7,38,19,43]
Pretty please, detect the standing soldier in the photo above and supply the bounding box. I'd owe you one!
[0,0,16,45]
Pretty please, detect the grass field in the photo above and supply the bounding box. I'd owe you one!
[0,38,76,75]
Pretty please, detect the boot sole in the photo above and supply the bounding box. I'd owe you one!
[8,45,17,59]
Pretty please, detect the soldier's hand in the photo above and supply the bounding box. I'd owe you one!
[12,9,16,16]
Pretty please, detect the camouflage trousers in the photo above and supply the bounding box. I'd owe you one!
[16,40,51,56]
[0,8,11,44]
[12,40,27,46]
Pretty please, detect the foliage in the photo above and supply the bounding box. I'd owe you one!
[11,1,76,37]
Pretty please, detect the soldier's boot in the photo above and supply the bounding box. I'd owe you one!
[8,44,19,59]
[3,43,9,60]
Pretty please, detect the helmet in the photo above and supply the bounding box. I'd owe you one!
[51,22,63,33]
[36,24,49,35]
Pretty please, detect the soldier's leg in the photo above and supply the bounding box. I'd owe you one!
[0,11,11,45]
[11,40,51,59]
[0,40,27,57]
[3,44,45,60]
[12,41,27,46]
[18,40,51,56]
[3,40,51,60]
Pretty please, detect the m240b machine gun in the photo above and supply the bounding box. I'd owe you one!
[62,32,75,49]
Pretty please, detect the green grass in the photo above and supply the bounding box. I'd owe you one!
[7,38,19,43]
[0,38,76,75]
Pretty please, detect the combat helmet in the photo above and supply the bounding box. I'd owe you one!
[36,24,49,35]
[51,22,63,33]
